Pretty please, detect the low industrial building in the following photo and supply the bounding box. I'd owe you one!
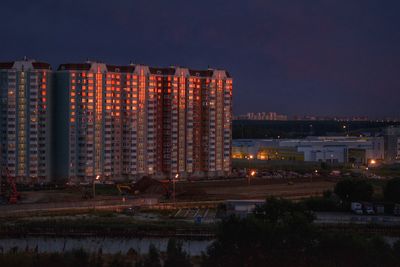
[224,199,266,218]
[233,136,384,164]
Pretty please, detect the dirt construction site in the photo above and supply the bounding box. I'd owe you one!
[19,177,336,204]
[177,177,335,200]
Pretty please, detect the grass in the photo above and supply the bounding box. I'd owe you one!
[233,159,320,170]
[92,184,120,196]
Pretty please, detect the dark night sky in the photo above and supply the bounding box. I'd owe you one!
[1,0,399,118]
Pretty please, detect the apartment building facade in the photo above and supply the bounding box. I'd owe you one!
[54,62,232,182]
[0,60,52,183]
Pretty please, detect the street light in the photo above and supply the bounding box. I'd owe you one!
[246,155,254,176]
[248,170,256,185]
[93,175,100,198]
[173,173,179,205]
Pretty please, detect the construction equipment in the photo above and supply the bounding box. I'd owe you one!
[117,184,137,196]
[0,168,21,204]
[117,176,174,199]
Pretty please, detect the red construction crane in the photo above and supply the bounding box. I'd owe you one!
[1,168,20,204]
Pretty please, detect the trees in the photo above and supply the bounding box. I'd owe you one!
[334,178,373,202]
[135,241,192,267]
[384,178,400,203]
[108,253,130,267]
[135,245,162,267]
[164,239,192,267]
[311,233,399,267]
[201,197,400,267]
[202,198,317,267]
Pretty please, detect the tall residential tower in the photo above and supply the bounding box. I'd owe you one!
[0,59,52,183]
[54,62,232,182]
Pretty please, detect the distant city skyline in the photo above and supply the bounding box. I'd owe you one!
[1,1,400,117]
[234,111,400,121]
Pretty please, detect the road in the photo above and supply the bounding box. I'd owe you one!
[0,198,152,217]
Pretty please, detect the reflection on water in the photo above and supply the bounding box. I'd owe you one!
[0,237,212,256]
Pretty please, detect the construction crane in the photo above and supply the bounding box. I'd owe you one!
[0,168,20,204]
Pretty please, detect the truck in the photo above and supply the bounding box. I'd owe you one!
[394,204,400,216]
[363,202,375,215]
[351,202,363,215]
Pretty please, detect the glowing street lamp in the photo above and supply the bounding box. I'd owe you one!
[173,174,179,205]
[244,155,254,177]
[248,170,256,185]
[93,175,100,198]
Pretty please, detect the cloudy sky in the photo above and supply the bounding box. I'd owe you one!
[1,0,399,117]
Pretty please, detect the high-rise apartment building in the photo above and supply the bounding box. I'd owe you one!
[0,59,52,183]
[54,62,232,182]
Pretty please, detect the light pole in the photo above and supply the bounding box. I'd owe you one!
[173,173,179,205]
[93,175,100,198]
[247,154,253,176]
[313,169,318,182]
[343,125,348,136]
[248,170,256,185]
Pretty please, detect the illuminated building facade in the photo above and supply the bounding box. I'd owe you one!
[54,62,232,182]
[0,60,52,183]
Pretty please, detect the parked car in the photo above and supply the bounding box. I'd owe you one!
[394,204,400,216]
[351,202,363,215]
[363,203,375,215]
